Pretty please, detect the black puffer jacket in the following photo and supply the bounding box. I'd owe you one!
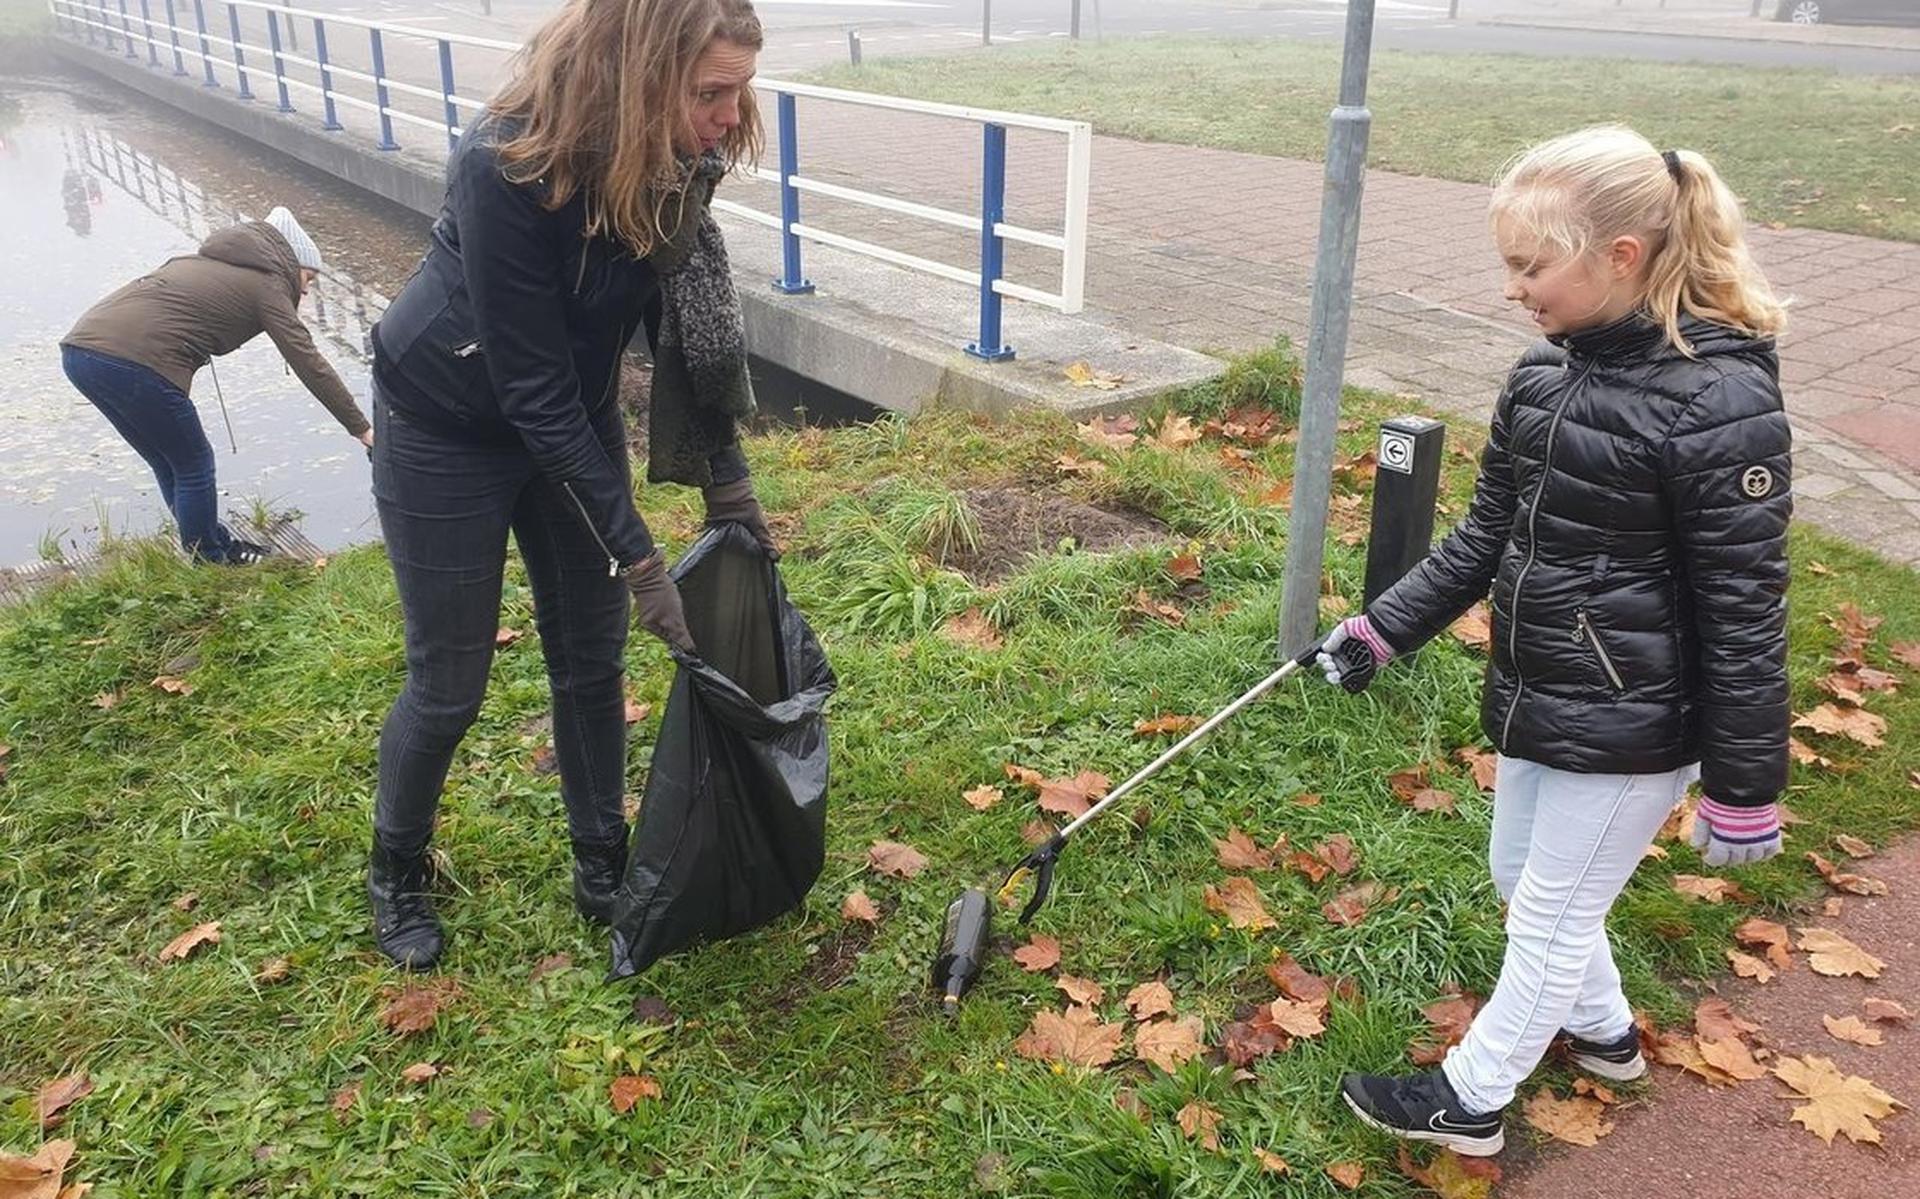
[1367,312,1792,808]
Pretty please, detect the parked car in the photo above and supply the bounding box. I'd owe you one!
[1775,0,1920,24]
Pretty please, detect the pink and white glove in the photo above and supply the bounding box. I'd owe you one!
[1317,615,1395,693]
[1690,797,1782,867]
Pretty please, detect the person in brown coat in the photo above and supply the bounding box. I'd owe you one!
[60,206,370,563]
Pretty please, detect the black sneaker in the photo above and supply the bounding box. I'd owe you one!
[1340,1068,1505,1157]
[221,539,275,565]
[1562,1026,1648,1081]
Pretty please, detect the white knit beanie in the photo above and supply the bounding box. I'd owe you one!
[265,206,323,272]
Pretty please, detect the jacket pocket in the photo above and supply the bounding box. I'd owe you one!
[1574,609,1626,692]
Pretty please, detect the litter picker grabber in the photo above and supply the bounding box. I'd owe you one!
[931,634,1373,1010]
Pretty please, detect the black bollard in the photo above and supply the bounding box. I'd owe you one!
[1362,415,1446,608]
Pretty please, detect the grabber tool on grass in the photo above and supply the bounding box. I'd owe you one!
[931,635,1367,1011]
[996,636,1362,925]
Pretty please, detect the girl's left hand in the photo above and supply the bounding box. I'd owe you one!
[357,429,375,449]
[1690,796,1782,867]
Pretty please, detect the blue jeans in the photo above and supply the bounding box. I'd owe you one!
[369,385,632,856]
[60,344,237,562]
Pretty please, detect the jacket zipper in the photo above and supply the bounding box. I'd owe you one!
[574,237,591,296]
[1575,609,1626,691]
[1499,362,1594,750]
[453,339,482,358]
[561,481,621,578]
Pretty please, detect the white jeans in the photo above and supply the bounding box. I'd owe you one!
[1442,754,1697,1114]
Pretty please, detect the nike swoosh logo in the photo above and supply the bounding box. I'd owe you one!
[1428,1112,1491,1134]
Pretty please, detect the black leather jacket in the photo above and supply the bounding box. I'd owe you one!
[1368,313,1792,808]
[373,118,698,571]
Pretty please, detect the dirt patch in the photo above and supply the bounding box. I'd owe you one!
[793,922,878,994]
[946,487,1169,584]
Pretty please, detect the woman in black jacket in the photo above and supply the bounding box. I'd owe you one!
[364,0,774,970]
[1317,126,1792,1154]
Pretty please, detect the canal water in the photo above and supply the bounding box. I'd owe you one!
[0,66,430,566]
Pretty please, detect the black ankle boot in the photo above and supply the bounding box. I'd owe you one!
[368,838,445,971]
[572,835,629,925]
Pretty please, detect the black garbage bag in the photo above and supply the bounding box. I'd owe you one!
[608,522,837,979]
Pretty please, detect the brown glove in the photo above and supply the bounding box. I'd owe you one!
[702,477,779,558]
[621,552,694,655]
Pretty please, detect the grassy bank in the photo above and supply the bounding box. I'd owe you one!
[812,39,1920,243]
[5,360,1920,1196]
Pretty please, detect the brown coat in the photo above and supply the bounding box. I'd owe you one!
[62,222,369,436]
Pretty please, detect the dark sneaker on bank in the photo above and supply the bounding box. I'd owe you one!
[1340,1068,1505,1157]
[1562,1026,1648,1081]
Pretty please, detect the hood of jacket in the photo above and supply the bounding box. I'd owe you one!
[199,222,301,304]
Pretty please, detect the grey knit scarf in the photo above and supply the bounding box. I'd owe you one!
[645,151,755,487]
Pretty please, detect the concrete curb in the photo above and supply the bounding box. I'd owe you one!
[1473,14,1920,51]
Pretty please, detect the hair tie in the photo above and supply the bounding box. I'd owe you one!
[1662,149,1684,184]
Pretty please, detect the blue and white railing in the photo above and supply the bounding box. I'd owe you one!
[47,0,1093,362]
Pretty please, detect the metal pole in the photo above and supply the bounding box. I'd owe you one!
[117,0,136,59]
[1448,0,1459,18]
[266,10,292,112]
[1278,0,1376,657]
[1071,0,1081,38]
[438,39,459,150]
[773,91,814,294]
[370,27,399,149]
[966,123,1014,361]
[315,20,342,130]
[982,0,991,45]
[847,28,861,65]
[164,0,186,74]
[1749,0,1761,14]
[228,3,252,100]
[139,0,159,67]
[193,0,217,86]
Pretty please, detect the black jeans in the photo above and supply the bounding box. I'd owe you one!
[370,386,631,855]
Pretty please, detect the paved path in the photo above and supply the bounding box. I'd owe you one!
[1502,833,1920,1199]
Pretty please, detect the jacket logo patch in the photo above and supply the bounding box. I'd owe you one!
[1741,466,1775,499]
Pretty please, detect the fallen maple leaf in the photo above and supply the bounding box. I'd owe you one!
[1788,737,1833,768]
[331,1080,362,1122]
[1004,763,1046,789]
[1154,414,1202,451]
[1573,1077,1618,1105]
[1453,746,1498,791]
[1125,588,1186,626]
[1410,991,1479,1065]
[940,608,1005,652]
[1805,851,1888,897]
[1267,953,1332,1005]
[1176,1099,1222,1150]
[1165,552,1204,584]
[1798,927,1885,978]
[1834,833,1875,859]
[1014,1005,1126,1068]
[1204,875,1277,931]
[1063,360,1127,391]
[0,1138,75,1198]
[1326,1161,1367,1190]
[1727,949,1776,984]
[1012,933,1062,973]
[1283,848,1331,883]
[1524,1087,1615,1146]
[1134,1014,1206,1074]
[1125,979,1175,1021]
[35,1073,92,1130]
[495,627,524,647]
[1824,1014,1885,1047]
[530,744,558,775]
[1793,703,1887,748]
[1036,770,1111,819]
[1258,997,1327,1039]
[1448,603,1492,651]
[1214,827,1276,871]
[1694,997,1760,1043]
[1772,1054,1904,1145]
[380,981,458,1036]
[962,784,1003,812]
[400,1062,440,1085]
[1397,1146,1500,1199]
[1020,819,1056,847]
[1824,896,1846,917]
[1863,998,1913,1025]
[159,921,221,963]
[1075,414,1140,453]
[840,890,880,924]
[1221,1014,1289,1066]
[1293,791,1323,807]
[1313,833,1359,876]
[1254,1148,1291,1176]
[1056,974,1105,1007]
[623,698,652,724]
[90,689,122,711]
[1890,641,1920,671]
[151,674,194,696]
[866,840,929,879]
[1651,1031,1741,1087]
[1322,880,1389,927]
[1697,1036,1768,1081]
[528,952,572,982]
[1671,874,1747,904]
[1734,917,1794,972]
[1054,450,1108,477]
[609,1074,662,1113]
[1133,713,1199,737]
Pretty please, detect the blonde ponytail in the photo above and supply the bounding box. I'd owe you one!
[1490,126,1786,355]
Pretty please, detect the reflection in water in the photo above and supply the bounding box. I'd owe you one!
[0,72,428,566]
